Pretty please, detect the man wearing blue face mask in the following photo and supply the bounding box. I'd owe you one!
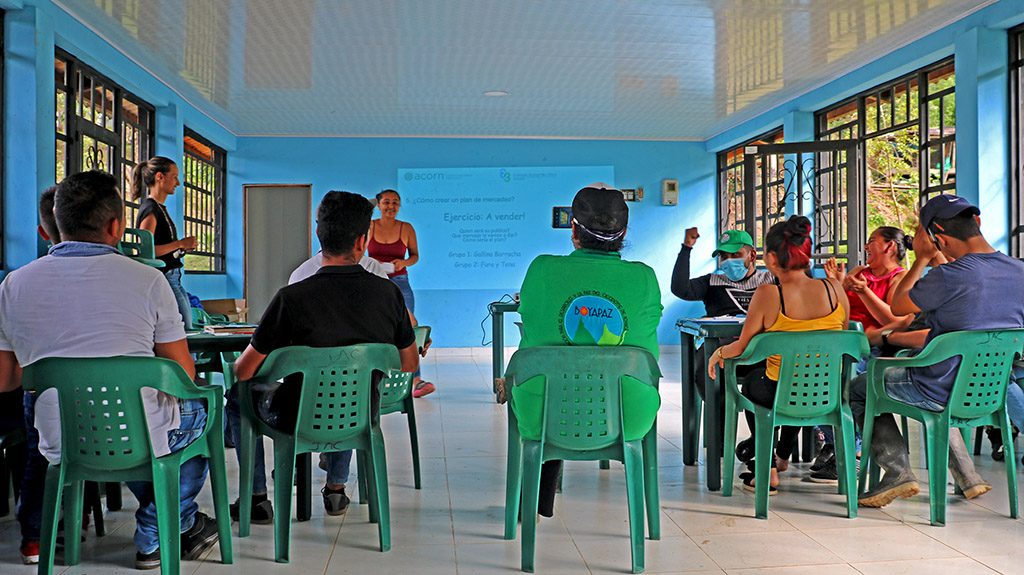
[671,228,776,420]
[671,228,775,316]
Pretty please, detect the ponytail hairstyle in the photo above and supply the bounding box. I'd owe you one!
[874,226,910,262]
[129,156,176,200]
[765,215,813,270]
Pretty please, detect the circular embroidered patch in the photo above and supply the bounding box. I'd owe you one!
[561,294,626,346]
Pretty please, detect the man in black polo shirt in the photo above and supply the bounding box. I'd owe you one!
[233,191,419,515]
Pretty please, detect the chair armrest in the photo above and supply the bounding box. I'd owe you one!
[164,375,221,404]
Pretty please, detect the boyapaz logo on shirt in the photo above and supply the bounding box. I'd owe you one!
[559,292,628,346]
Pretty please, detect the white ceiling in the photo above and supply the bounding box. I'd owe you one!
[55,0,995,140]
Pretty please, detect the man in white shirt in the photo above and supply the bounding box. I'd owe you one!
[289,250,392,283]
[0,171,218,570]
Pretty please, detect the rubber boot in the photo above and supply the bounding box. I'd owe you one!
[948,431,992,500]
[858,415,920,508]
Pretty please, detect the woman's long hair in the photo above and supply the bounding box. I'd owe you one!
[129,156,176,200]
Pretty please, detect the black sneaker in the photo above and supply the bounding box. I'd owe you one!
[181,512,219,561]
[986,427,1005,461]
[735,438,755,463]
[135,548,160,570]
[808,456,839,484]
[810,443,835,472]
[322,485,350,516]
[229,496,275,524]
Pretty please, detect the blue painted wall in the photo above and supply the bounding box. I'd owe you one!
[227,137,716,347]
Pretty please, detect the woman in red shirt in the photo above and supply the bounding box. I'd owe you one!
[825,226,911,340]
[368,189,433,397]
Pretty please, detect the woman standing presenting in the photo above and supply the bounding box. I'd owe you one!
[368,189,433,397]
[131,156,198,329]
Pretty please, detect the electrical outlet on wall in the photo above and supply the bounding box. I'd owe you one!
[662,179,678,205]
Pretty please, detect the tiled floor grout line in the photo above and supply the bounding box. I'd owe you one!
[433,367,464,573]
[321,517,345,575]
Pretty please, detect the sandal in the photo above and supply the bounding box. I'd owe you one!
[741,473,778,495]
[412,380,436,398]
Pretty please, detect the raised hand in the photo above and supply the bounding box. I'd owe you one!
[683,227,700,248]
[823,257,846,282]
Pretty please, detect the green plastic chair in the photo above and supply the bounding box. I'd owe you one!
[190,308,224,379]
[502,346,661,574]
[191,307,216,328]
[119,228,165,268]
[722,331,869,519]
[21,356,233,575]
[237,344,401,561]
[359,326,431,498]
[858,329,1024,526]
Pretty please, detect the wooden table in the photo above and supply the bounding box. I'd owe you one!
[185,332,252,355]
[677,317,744,491]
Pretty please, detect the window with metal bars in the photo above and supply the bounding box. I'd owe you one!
[1011,25,1024,258]
[816,57,955,250]
[717,128,784,254]
[182,129,225,273]
[55,49,154,227]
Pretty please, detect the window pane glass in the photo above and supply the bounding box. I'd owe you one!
[182,130,226,273]
[865,94,878,133]
[56,90,67,135]
[56,140,67,182]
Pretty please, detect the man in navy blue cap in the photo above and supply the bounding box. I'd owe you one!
[852,194,1024,508]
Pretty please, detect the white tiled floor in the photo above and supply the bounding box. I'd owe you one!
[3,348,1023,574]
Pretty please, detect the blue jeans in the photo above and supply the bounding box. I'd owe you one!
[18,391,47,545]
[390,274,420,379]
[850,367,946,422]
[1006,365,1024,430]
[855,345,882,375]
[390,274,415,315]
[125,398,208,554]
[225,386,351,493]
[163,268,193,330]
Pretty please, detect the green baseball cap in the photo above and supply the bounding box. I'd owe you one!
[712,229,754,257]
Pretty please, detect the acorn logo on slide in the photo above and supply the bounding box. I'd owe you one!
[559,293,627,346]
[404,172,444,181]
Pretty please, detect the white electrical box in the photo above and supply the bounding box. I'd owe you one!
[662,179,678,205]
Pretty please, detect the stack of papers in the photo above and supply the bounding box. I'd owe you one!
[203,324,257,335]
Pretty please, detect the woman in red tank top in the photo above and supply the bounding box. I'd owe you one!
[825,226,911,336]
[368,189,434,396]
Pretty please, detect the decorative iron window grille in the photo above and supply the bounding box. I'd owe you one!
[1011,24,1024,258]
[816,57,955,257]
[717,128,784,255]
[182,128,226,273]
[55,49,154,227]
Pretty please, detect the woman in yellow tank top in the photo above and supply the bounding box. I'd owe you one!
[708,216,850,493]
